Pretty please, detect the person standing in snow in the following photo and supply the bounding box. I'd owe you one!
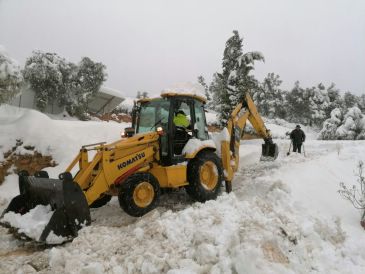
[290,125,306,153]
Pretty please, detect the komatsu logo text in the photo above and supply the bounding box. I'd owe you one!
[117,152,145,170]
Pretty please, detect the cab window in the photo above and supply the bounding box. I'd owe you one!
[194,101,209,140]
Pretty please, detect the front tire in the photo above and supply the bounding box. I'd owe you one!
[185,151,223,202]
[118,173,160,217]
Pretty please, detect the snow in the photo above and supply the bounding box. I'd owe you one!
[182,138,216,156]
[1,106,365,273]
[0,104,129,178]
[119,96,135,112]
[205,112,218,125]
[100,86,124,98]
[0,45,21,81]
[1,205,62,243]
[162,82,206,100]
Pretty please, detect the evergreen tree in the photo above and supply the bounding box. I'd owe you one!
[209,73,225,111]
[0,47,23,104]
[253,73,286,119]
[212,30,264,125]
[325,83,344,117]
[307,83,330,127]
[343,92,358,109]
[285,81,312,125]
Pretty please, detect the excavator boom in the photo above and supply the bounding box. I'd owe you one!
[221,92,279,190]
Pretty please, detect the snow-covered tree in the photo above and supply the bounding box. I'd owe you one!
[307,84,330,127]
[253,73,286,119]
[197,75,211,103]
[23,52,106,119]
[343,92,358,109]
[320,107,365,140]
[325,83,344,117]
[212,30,264,125]
[0,46,23,104]
[23,51,72,111]
[64,57,106,119]
[285,81,312,125]
[319,108,343,139]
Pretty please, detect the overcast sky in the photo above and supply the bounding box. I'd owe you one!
[0,0,364,96]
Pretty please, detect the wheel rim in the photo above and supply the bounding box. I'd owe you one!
[133,181,155,208]
[199,161,218,190]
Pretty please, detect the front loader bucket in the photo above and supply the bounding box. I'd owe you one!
[261,142,279,161]
[0,171,91,243]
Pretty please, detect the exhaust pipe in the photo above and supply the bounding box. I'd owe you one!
[1,171,91,243]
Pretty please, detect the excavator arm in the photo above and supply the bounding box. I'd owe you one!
[221,92,278,191]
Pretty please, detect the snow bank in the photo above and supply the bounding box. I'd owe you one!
[0,104,129,179]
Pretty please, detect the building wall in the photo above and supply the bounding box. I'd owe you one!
[9,88,64,114]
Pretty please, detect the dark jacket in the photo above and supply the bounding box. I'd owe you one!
[290,128,305,144]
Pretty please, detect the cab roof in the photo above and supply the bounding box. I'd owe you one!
[137,93,206,104]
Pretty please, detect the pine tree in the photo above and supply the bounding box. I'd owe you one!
[253,73,286,119]
[0,47,23,104]
[307,83,330,127]
[197,76,210,100]
[285,81,311,125]
[212,30,264,125]
[343,92,358,109]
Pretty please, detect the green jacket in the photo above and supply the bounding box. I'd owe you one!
[173,113,189,128]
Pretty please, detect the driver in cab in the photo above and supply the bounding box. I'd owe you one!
[173,110,189,128]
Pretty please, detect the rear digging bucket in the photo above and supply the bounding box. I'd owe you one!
[0,171,91,243]
[261,142,279,161]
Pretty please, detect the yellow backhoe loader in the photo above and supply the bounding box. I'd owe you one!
[1,91,278,242]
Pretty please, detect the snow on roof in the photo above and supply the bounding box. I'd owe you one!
[161,82,206,101]
[99,86,124,98]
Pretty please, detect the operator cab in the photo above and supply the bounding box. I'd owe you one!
[132,93,209,165]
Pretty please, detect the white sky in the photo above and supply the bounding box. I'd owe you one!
[0,0,364,96]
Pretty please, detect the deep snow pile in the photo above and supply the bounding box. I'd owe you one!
[0,104,128,178]
[1,106,365,273]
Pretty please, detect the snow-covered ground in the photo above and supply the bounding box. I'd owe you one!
[1,105,365,274]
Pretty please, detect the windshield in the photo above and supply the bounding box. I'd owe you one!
[137,99,170,133]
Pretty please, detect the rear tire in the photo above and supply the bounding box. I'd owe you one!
[118,173,160,217]
[185,151,223,202]
[89,194,112,208]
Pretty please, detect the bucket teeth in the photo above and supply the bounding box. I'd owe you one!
[0,171,91,243]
